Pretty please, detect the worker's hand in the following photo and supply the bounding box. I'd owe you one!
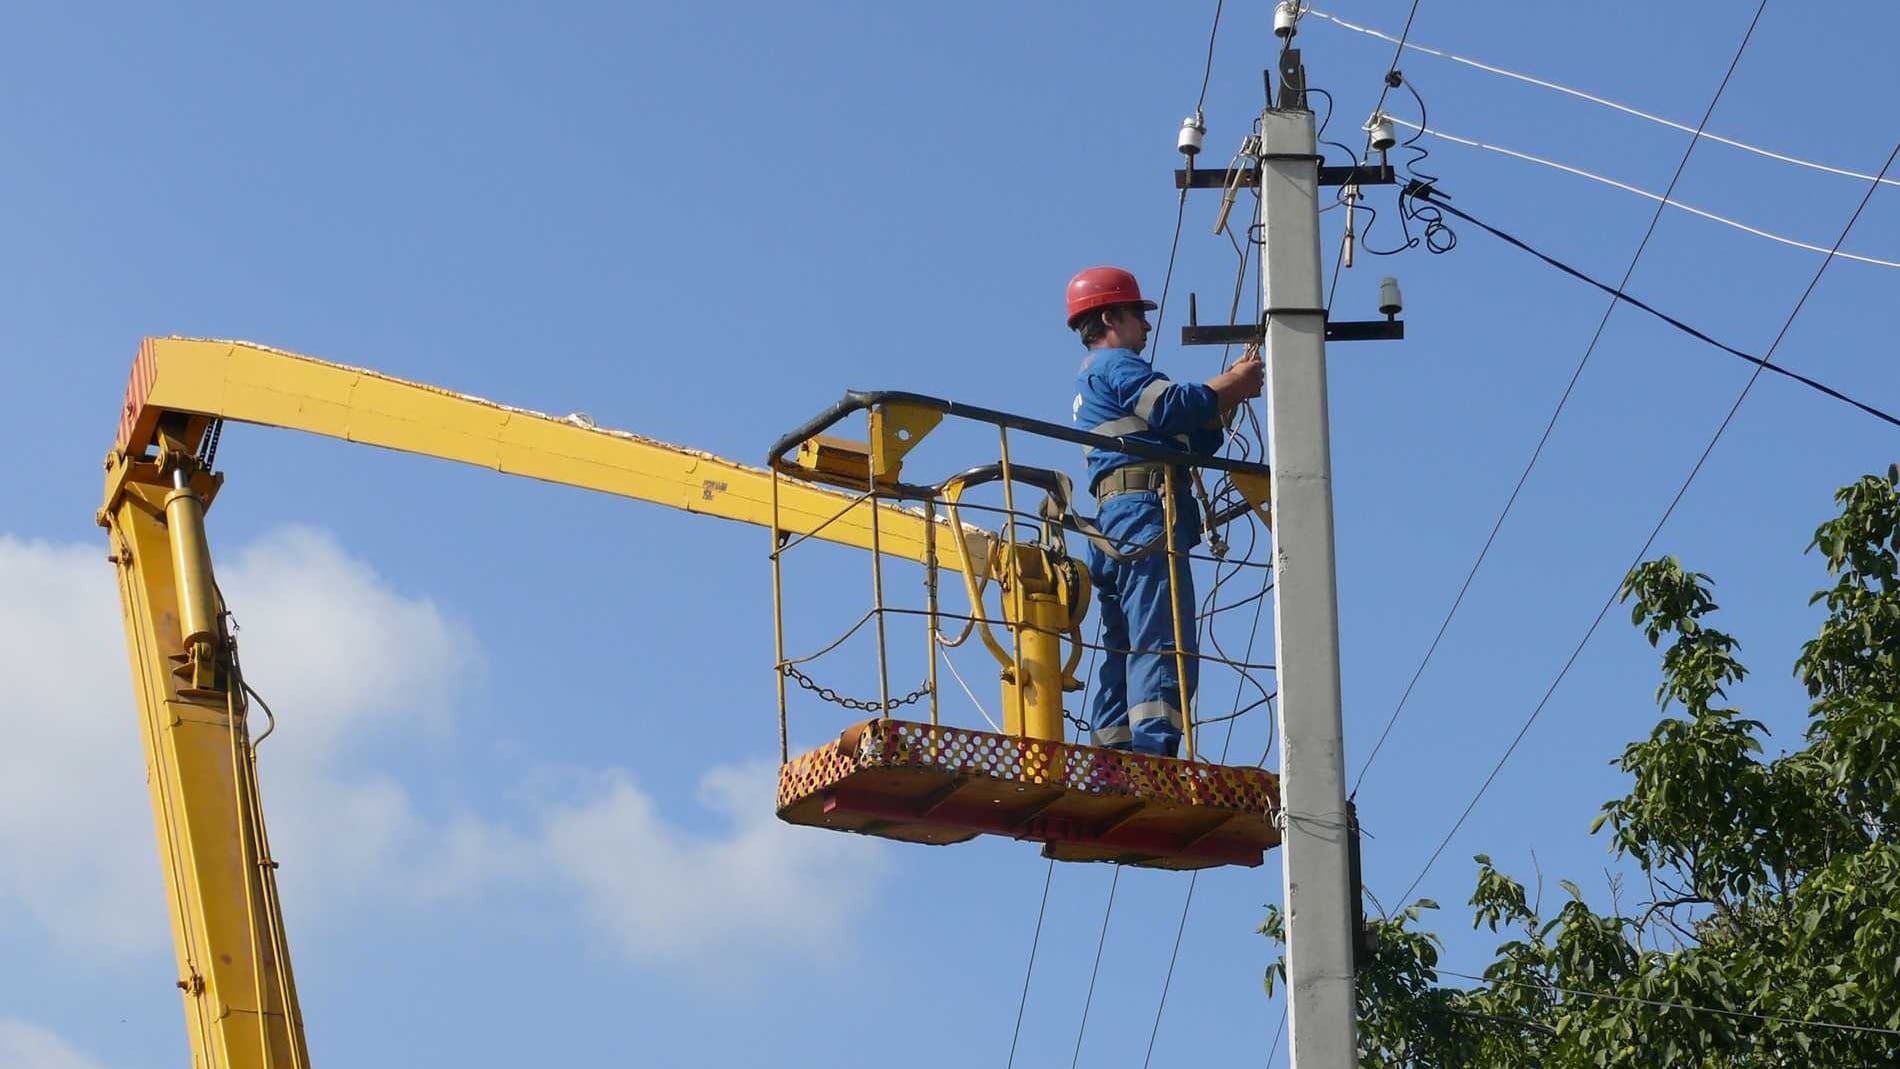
[1231,346,1264,395]
[1209,347,1264,408]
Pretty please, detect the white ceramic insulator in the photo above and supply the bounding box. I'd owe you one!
[1178,116,1206,156]
[1273,2,1299,39]
[1378,276,1403,317]
[1366,113,1397,152]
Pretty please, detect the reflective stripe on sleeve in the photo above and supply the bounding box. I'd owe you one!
[1083,414,1153,456]
[1131,379,1172,424]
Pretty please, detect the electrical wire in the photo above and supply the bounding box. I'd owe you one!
[1305,9,1900,191]
[1395,138,1900,909]
[1064,624,1114,1065]
[1141,871,1200,1069]
[936,496,1275,569]
[1394,118,1900,270]
[1154,0,1231,371]
[1142,558,1276,1068]
[1195,0,1225,116]
[1353,76,1455,258]
[1439,970,1900,1039]
[1414,191,1900,430]
[939,645,1003,733]
[1150,189,1192,372]
[1350,0,1773,798]
[1068,865,1120,1069]
[1369,0,1425,119]
[1006,858,1057,1068]
[886,607,1277,673]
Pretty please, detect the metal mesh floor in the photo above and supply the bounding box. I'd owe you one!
[778,719,1281,870]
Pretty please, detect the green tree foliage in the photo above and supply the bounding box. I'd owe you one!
[1262,469,1900,1066]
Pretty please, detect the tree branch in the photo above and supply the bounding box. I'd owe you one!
[1445,1006,1558,1038]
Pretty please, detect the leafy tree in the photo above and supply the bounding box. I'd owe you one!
[1263,469,1900,1066]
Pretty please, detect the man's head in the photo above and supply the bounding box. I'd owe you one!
[1076,303,1152,353]
[1066,266,1158,352]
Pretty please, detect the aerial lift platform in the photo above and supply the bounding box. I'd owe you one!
[101,338,1280,1067]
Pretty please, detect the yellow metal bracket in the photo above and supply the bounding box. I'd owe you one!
[868,402,942,481]
[1230,470,1273,529]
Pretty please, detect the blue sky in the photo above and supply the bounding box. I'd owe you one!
[2,2,1895,1066]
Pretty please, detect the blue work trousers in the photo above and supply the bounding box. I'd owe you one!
[1084,492,1198,757]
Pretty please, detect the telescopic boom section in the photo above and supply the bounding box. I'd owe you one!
[108,337,988,566]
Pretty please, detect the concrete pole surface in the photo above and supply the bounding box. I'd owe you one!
[1261,104,1360,1069]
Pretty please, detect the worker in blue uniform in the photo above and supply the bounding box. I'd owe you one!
[1067,266,1263,757]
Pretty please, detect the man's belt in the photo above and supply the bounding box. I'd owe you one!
[1094,463,1174,502]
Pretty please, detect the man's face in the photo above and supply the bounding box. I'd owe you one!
[1108,305,1151,354]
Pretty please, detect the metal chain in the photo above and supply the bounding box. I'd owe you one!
[781,664,932,713]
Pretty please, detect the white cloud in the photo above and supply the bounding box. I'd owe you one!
[0,536,165,951]
[218,526,473,767]
[539,759,889,971]
[0,527,890,974]
[0,1020,104,1069]
[0,527,484,951]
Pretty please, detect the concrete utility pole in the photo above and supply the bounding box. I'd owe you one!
[1261,103,1361,1067]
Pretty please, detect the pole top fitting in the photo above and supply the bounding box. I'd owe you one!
[1273,1,1301,39]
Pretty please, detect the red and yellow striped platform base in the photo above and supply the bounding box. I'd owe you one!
[777,719,1281,870]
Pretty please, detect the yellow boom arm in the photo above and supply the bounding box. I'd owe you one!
[108,337,987,566]
[97,337,988,1069]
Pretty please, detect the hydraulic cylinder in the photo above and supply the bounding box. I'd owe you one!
[164,468,222,692]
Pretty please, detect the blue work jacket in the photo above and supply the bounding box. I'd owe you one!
[1072,347,1223,543]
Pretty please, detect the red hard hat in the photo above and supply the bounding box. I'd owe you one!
[1065,266,1157,327]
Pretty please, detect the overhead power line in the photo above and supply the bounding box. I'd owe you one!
[1195,0,1225,115]
[1153,0,1231,371]
[1397,138,1900,909]
[1068,866,1120,1069]
[1370,0,1426,118]
[1415,190,1900,430]
[1439,970,1900,1040]
[1351,0,1775,797]
[1141,564,1276,1069]
[1006,859,1057,1068]
[1308,8,1900,190]
[1392,118,1900,270]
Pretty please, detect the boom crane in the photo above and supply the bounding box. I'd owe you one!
[99,337,1280,1068]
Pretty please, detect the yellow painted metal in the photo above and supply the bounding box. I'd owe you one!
[921,497,942,729]
[105,337,1003,1068]
[163,479,222,693]
[868,402,943,481]
[770,471,790,765]
[938,461,1085,747]
[119,338,987,569]
[997,427,1029,736]
[1001,588,1070,744]
[102,472,308,1069]
[99,333,1290,1065]
[795,434,873,485]
[1163,467,1195,760]
[939,483,1015,671]
[1230,469,1273,528]
[865,456,893,711]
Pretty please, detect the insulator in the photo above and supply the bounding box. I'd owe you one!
[1178,114,1206,157]
[1378,277,1404,318]
[1273,2,1299,39]
[1366,113,1397,153]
